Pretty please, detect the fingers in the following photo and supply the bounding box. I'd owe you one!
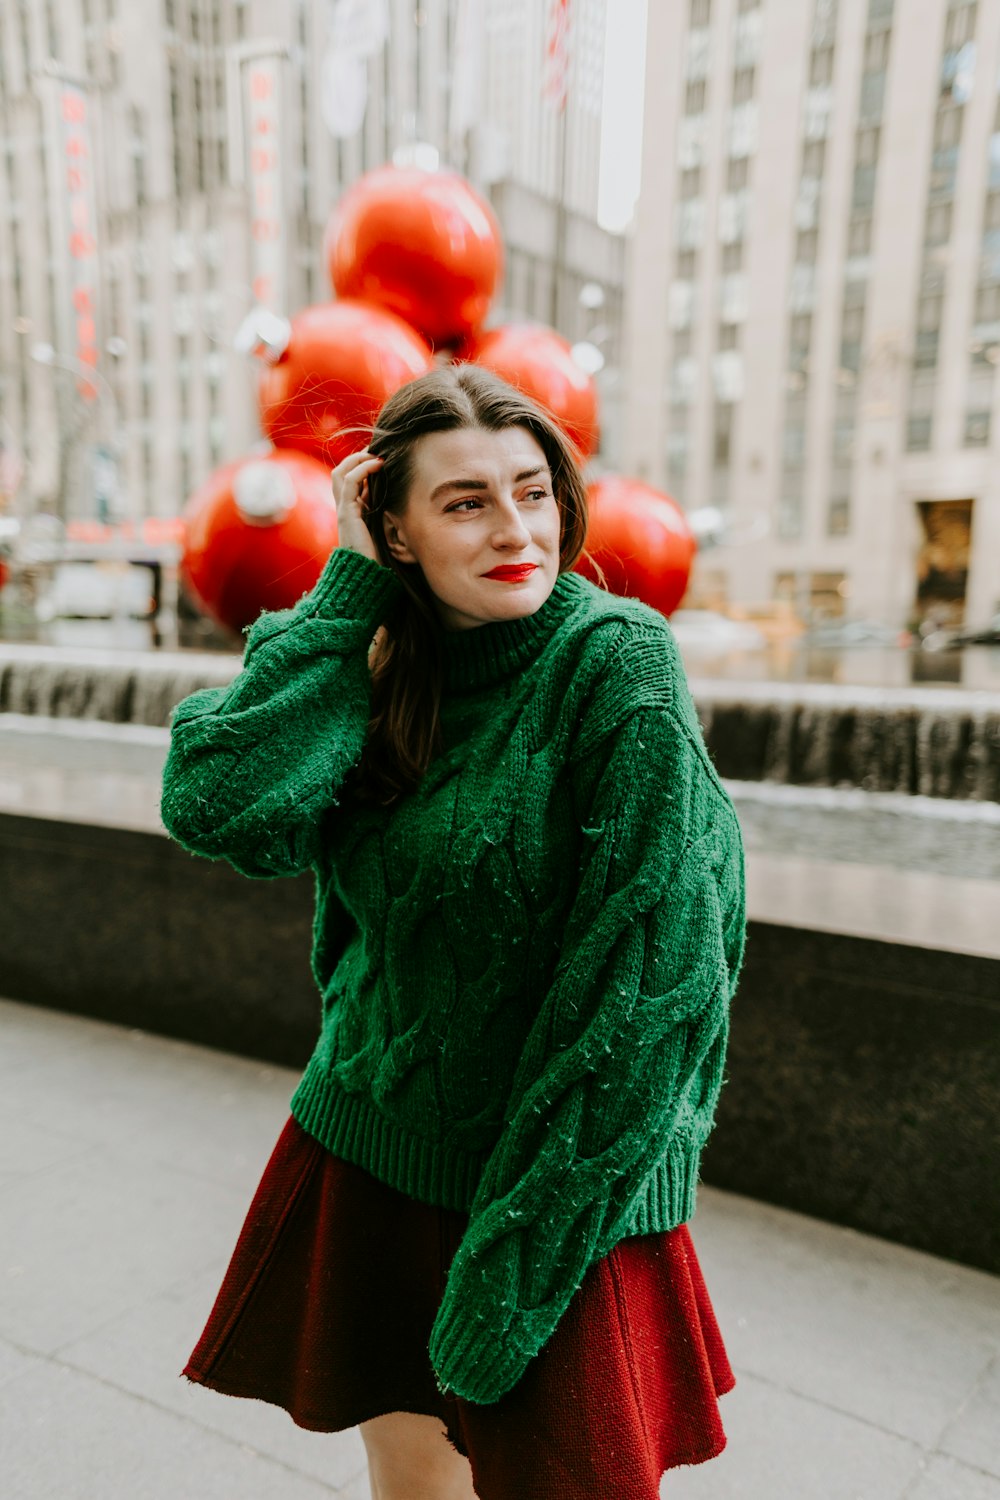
[331,450,384,510]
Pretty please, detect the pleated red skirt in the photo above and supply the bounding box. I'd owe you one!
[184,1116,735,1500]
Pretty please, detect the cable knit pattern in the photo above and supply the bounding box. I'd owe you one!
[160,544,748,1405]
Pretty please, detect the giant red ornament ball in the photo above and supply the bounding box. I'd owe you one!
[466,323,600,461]
[256,299,433,469]
[575,475,696,618]
[181,448,339,634]
[326,165,504,349]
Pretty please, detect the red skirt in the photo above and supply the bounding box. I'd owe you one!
[184,1116,735,1500]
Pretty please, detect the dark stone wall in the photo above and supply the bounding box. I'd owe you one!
[2,812,997,1274]
[701,922,1000,1276]
[0,813,318,1068]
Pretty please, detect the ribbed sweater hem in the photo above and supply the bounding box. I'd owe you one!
[290,1065,704,1235]
[289,1069,491,1212]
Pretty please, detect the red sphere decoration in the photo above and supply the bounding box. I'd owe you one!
[0,558,9,591]
[181,449,339,634]
[465,323,600,462]
[257,300,433,468]
[575,475,696,618]
[326,166,504,349]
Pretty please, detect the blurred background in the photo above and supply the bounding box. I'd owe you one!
[0,0,996,688]
[1,12,999,1496]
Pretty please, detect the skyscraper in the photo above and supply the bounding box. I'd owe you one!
[0,0,621,521]
[624,0,1000,631]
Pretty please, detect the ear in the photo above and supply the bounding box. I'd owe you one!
[382,510,418,565]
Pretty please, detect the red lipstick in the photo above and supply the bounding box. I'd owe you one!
[483,564,538,581]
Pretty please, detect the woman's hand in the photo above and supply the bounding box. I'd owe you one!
[331,450,385,564]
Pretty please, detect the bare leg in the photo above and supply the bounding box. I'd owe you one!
[359,1411,478,1500]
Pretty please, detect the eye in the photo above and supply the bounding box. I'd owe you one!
[445,498,483,513]
[523,488,549,501]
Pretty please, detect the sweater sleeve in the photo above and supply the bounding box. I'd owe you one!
[159,546,403,879]
[427,696,747,1404]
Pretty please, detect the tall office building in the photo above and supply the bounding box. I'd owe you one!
[0,0,622,521]
[623,0,1000,630]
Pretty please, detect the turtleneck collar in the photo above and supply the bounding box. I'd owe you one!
[435,571,590,693]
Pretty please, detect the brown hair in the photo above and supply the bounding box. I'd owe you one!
[345,363,592,807]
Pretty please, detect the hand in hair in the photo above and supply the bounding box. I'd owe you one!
[331,449,384,564]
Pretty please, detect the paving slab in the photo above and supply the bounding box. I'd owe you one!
[687,1188,1000,1446]
[663,1370,922,1500]
[2,1356,349,1500]
[1,995,997,1500]
[904,1457,1000,1500]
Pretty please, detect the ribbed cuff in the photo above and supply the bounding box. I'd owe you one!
[307,545,404,622]
[429,1288,532,1405]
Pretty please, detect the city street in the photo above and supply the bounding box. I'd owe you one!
[1,995,998,1500]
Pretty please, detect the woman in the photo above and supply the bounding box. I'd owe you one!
[160,365,747,1500]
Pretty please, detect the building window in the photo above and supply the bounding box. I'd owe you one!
[934,105,964,151]
[732,67,755,104]
[867,0,894,30]
[809,47,834,86]
[859,70,886,122]
[827,497,850,535]
[789,314,812,372]
[680,167,702,199]
[848,216,872,256]
[713,402,735,467]
[925,201,952,246]
[802,139,826,176]
[685,79,707,115]
[914,330,939,369]
[726,156,750,190]
[852,164,877,212]
[863,28,890,70]
[690,0,711,25]
[906,413,932,450]
[796,228,818,263]
[856,126,880,166]
[930,147,959,204]
[944,4,977,51]
[964,409,991,446]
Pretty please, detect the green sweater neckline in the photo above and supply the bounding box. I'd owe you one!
[434,570,589,693]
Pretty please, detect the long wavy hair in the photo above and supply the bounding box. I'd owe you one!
[344,364,594,807]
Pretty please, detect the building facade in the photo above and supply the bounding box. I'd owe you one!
[0,0,623,522]
[623,0,1000,631]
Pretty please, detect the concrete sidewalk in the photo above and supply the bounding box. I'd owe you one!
[1,996,997,1500]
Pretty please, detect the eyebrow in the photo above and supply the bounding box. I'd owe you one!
[429,466,548,502]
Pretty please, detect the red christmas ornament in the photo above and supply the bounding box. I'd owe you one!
[181,448,339,634]
[576,475,696,618]
[253,300,433,468]
[0,558,9,591]
[326,165,504,349]
[465,323,600,461]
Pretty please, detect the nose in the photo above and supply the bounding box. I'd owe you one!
[490,495,533,549]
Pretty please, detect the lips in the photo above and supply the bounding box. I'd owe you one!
[483,564,538,580]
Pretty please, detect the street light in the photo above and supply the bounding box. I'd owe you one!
[29,341,122,443]
[30,342,124,522]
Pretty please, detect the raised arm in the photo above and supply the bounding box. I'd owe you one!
[427,694,747,1404]
[159,546,402,879]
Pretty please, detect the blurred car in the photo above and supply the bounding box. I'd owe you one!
[667,609,768,652]
[801,618,911,648]
[921,613,1000,651]
[35,561,157,621]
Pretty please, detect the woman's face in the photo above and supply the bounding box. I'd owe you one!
[382,425,563,631]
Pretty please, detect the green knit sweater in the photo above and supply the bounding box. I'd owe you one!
[160,545,747,1405]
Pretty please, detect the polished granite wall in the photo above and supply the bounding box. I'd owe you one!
[2,805,997,1277]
